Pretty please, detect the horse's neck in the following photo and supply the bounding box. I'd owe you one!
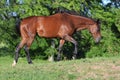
[71,15,94,31]
[76,25,88,31]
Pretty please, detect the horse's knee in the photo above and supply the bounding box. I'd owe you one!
[24,45,28,51]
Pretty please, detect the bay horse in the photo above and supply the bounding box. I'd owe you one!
[12,12,101,66]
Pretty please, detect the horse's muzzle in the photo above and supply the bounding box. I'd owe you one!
[95,37,101,43]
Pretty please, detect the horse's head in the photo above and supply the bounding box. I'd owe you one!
[89,19,101,43]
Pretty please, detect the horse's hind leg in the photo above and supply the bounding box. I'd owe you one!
[12,39,27,67]
[57,39,65,61]
[24,37,34,64]
[24,45,32,64]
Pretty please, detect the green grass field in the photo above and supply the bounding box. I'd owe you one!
[0,56,120,80]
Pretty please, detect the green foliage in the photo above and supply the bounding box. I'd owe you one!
[0,0,120,59]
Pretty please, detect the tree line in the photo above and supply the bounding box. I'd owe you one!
[0,0,120,59]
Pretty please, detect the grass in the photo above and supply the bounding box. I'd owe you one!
[0,56,120,80]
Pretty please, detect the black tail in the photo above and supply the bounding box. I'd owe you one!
[15,17,21,35]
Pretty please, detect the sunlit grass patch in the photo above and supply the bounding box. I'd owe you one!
[0,56,120,80]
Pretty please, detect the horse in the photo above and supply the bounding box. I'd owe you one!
[12,12,101,66]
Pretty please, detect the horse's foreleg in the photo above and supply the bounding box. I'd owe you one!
[63,35,78,59]
[57,39,65,61]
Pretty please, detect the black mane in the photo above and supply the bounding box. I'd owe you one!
[54,7,80,15]
[54,7,100,24]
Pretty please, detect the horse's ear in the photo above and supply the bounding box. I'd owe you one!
[96,19,100,24]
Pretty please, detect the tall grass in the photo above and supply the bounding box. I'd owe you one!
[0,56,120,80]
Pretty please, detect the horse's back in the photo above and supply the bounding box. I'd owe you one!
[36,13,75,38]
[36,14,60,37]
[20,13,75,38]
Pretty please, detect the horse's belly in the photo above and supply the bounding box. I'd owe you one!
[37,28,57,38]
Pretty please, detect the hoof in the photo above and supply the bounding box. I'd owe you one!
[72,55,76,60]
[48,56,54,62]
[12,60,16,67]
[72,56,76,60]
[56,57,61,61]
[28,61,33,64]
[56,55,61,61]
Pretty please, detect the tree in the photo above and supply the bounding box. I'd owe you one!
[0,0,120,59]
